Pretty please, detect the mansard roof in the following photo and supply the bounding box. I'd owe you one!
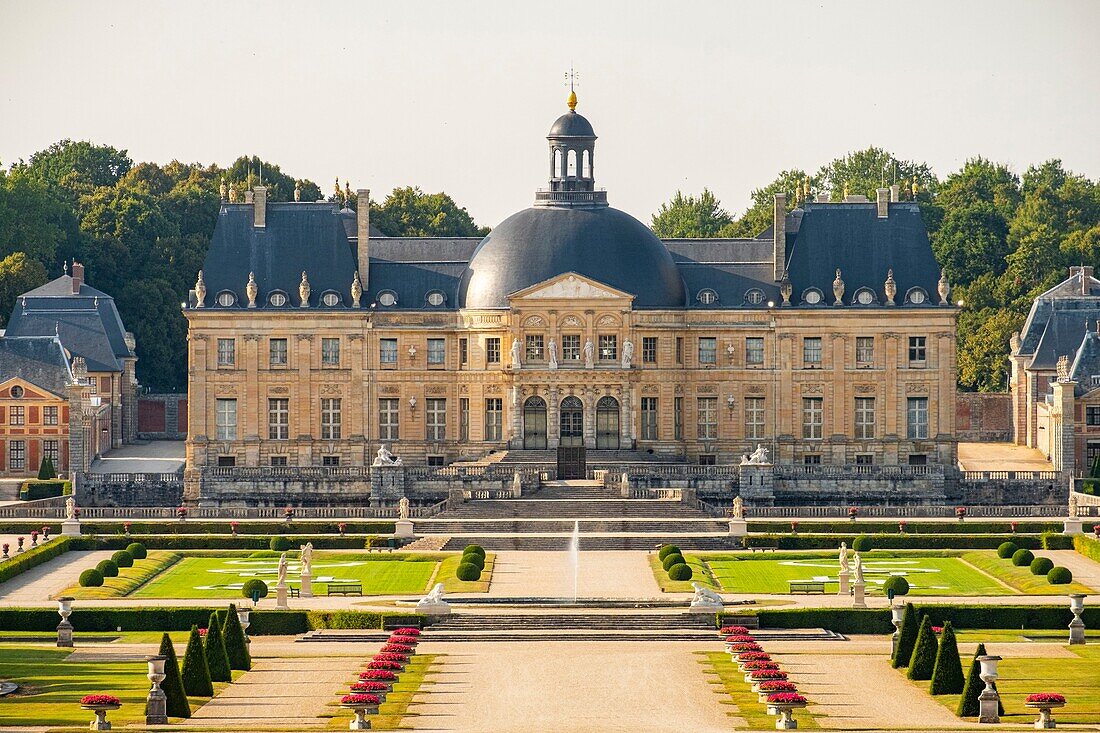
[1017,270,1100,364]
[0,336,74,398]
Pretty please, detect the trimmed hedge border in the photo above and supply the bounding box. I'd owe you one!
[0,537,72,584]
[1074,534,1100,563]
[68,535,397,551]
[0,521,396,535]
[18,479,72,501]
[746,521,1062,535]
[744,533,1043,550]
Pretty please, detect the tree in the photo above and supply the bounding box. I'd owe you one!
[0,168,70,267]
[892,603,920,668]
[651,189,733,238]
[203,611,232,683]
[956,308,1025,392]
[907,615,939,680]
[957,643,1003,717]
[929,621,965,694]
[157,632,191,718]
[222,604,251,671]
[36,456,56,480]
[816,147,940,231]
[0,252,47,326]
[371,186,488,237]
[221,155,320,204]
[180,625,213,697]
[24,139,132,203]
[723,169,811,239]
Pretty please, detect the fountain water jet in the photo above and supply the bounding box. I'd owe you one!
[569,520,580,604]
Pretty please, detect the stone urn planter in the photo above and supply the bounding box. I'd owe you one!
[340,693,380,730]
[766,693,808,730]
[756,681,798,704]
[350,682,389,703]
[1025,694,1066,729]
[79,695,121,731]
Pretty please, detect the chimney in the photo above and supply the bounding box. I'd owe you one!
[71,261,84,294]
[253,186,267,228]
[773,193,787,282]
[1083,266,1094,294]
[889,184,900,202]
[357,189,370,286]
[876,188,889,218]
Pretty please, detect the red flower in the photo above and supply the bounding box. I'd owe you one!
[725,634,756,643]
[341,693,380,706]
[758,680,797,692]
[176,506,187,519]
[30,530,38,538]
[394,628,420,636]
[744,661,780,671]
[956,506,967,519]
[42,526,51,537]
[730,643,763,653]
[359,670,396,681]
[80,694,121,706]
[351,681,389,692]
[198,628,208,637]
[751,670,788,680]
[1026,693,1066,704]
[720,625,749,635]
[736,652,771,662]
[766,692,807,705]
[931,626,944,634]
[1093,524,1100,538]
[388,635,418,646]
[848,507,858,518]
[898,521,908,533]
[790,521,799,533]
[373,653,409,663]
[367,660,402,670]
[381,643,413,654]
[338,522,348,535]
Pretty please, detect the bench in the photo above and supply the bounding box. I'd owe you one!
[749,541,778,553]
[326,582,363,596]
[288,586,300,598]
[788,580,826,594]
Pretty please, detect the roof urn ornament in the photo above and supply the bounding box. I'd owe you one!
[219,179,227,201]
[911,176,919,198]
[299,271,311,308]
[1010,331,1022,354]
[351,272,363,308]
[779,273,792,306]
[334,177,341,201]
[832,268,845,306]
[228,184,239,203]
[1056,355,1071,382]
[246,272,258,308]
[884,269,897,306]
[294,182,301,202]
[344,181,352,207]
[938,269,951,305]
[194,271,206,308]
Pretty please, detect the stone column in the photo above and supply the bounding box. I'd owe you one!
[300,571,313,598]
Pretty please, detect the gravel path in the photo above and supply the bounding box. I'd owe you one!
[486,550,661,598]
[1033,549,1100,590]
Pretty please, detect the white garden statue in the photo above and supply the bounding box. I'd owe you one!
[853,552,864,584]
[416,582,450,614]
[839,542,849,572]
[621,340,634,369]
[65,496,77,520]
[299,543,313,576]
[373,444,402,467]
[731,496,744,520]
[277,552,288,587]
[689,582,724,608]
[398,496,410,520]
[740,444,770,465]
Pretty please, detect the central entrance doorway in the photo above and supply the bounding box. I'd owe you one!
[523,396,547,449]
[559,396,584,447]
[596,396,620,450]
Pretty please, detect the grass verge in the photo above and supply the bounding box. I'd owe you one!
[698,651,819,730]
[960,551,1093,594]
[647,553,718,592]
[59,551,182,599]
[438,553,495,593]
[323,653,441,730]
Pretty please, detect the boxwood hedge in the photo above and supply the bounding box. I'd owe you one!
[0,520,396,535]
[746,521,1061,535]
[745,533,1042,551]
[0,537,71,584]
[1075,534,1100,562]
[68,535,396,551]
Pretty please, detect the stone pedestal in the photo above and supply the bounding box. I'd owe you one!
[978,688,1000,724]
[738,463,775,505]
[838,570,850,595]
[370,466,406,507]
[416,601,451,617]
[1068,594,1086,645]
[728,519,747,537]
[61,519,81,537]
[1063,517,1083,535]
[145,689,167,725]
[275,583,289,610]
[395,520,414,539]
[56,619,73,647]
[300,572,313,599]
[852,581,866,608]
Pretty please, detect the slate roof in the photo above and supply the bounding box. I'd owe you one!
[5,275,133,373]
[1017,271,1100,359]
[1070,331,1100,396]
[0,336,73,397]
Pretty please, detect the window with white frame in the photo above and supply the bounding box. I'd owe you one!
[9,405,24,425]
[268,398,289,440]
[380,338,398,365]
[486,337,501,364]
[426,398,446,441]
[697,396,718,440]
[427,338,446,365]
[321,398,342,440]
[856,336,874,365]
[43,406,58,426]
[745,396,765,439]
[803,337,822,367]
[525,334,544,361]
[485,398,502,441]
[270,338,288,366]
[698,337,717,365]
[642,337,658,364]
[562,334,581,362]
[802,397,823,439]
[215,398,237,440]
[598,334,617,361]
[379,398,399,440]
[217,338,235,366]
[9,440,24,470]
[321,338,340,366]
[43,439,59,465]
[746,337,764,365]
[907,397,929,439]
[855,397,876,439]
[908,336,927,365]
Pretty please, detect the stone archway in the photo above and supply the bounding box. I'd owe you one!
[523,396,548,449]
[596,396,620,450]
[559,396,584,447]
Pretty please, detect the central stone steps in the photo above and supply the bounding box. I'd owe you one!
[414,518,729,533]
[439,535,739,551]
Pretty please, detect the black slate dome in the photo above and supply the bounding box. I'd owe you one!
[549,110,595,138]
[458,206,686,309]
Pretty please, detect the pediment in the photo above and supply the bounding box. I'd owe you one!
[0,377,64,401]
[508,272,635,302]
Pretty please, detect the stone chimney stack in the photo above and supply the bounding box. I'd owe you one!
[876,188,889,218]
[357,189,371,287]
[1083,266,1094,295]
[773,193,786,282]
[71,261,84,294]
[253,186,267,228]
[889,184,900,202]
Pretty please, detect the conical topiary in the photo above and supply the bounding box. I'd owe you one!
[929,621,965,694]
[181,625,213,697]
[892,603,919,668]
[907,615,938,680]
[204,611,232,683]
[157,632,191,718]
[957,643,1004,717]
[222,604,251,671]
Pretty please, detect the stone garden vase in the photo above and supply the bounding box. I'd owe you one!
[1025,701,1065,729]
[341,701,380,730]
[80,702,120,731]
[767,701,807,730]
[759,688,797,703]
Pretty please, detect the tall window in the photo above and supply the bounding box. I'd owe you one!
[698,337,717,365]
[907,397,929,439]
[746,337,764,366]
[485,398,502,441]
[9,440,24,470]
[745,397,765,439]
[427,338,446,365]
[380,338,398,365]
[856,337,874,365]
[802,397,823,439]
[321,338,340,366]
[321,398,342,440]
[379,399,399,440]
[697,396,718,440]
[459,338,468,366]
[641,397,658,440]
[598,334,617,361]
[674,396,684,439]
[459,398,469,441]
[270,338,288,366]
[43,439,59,465]
[803,337,822,367]
[426,398,446,441]
[1088,406,1100,426]
[855,397,875,440]
[562,335,581,362]
[525,334,544,361]
[9,406,24,425]
[485,337,501,364]
[217,338,235,367]
[908,336,927,365]
[675,337,683,364]
[43,406,58,426]
[215,398,237,440]
[268,398,289,440]
[642,337,658,364]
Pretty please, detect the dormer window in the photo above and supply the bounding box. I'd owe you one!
[853,288,876,306]
[802,288,824,305]
[426,290,446,307]
[697,289,719,305]
[321,291,341,307]
[216,291,237,307]
[268,291,288,307]
[744,289,765,305]
[906,287,928,305]
[377,290,398,307]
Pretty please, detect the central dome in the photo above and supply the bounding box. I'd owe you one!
[458,206,686,309]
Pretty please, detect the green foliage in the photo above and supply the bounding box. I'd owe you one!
[0,537,71,584]
[748,533,1042,551]
[1011,548,1034,566]
[269,536,291,552]
[36,455,56,480]
[455,562,482,581]
[180,625,213,697]
[18,480,71,501]
[657,545,681,561]
[1030,557,1054,575]
[370,186,487,237]
[997,541,1018,559]
[883,575,910,596]
[1047,566,1073,584]
[221,604,251,671]
[892,603,920,668]
[241,578,268,600]
[78,568,104,587]
[668,563,693,581]
[111,550,134,568]
[1074,534,1100,563]
[722,169,811,238]
[852,534,872,553]
[203,611,231,683]
[96,559,118,577]
[157,631,190,718]
[957,643,985,717]
[1041,532,1074,550]
[651,189,733,238]
[747,521,1060,535]
[69,534,391,552]
[929,622,965,694]
[460,552,485,571]
[126,542,147,560]
[907,615,939,680]
[661,553,686,571]
[462,545,486,559]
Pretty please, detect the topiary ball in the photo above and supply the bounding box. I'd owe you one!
[1029,557,1054,576]
[1011,548,1035,567]
[462,545,485,559]
[111,550,134,568]
[242,578,269,599]
[126,542,147,560]
[883,575,910,596]
[668,563,693,581]
[997,541,1018,559]
[852,534,873,553]
[96,559,119,578]
[79,568,104,587]
[658,545,682,561]
[461,552,485,570]
[270,536,291,552]
[1047,566,1073,584]
[456,562,482,581]
[662,553,686,571]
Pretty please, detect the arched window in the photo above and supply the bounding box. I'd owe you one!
[582,150,591,178]
[906,287,928,305]
[852,287,876,306]
[377,290,398,307]
[216,290,237,307]
[802,288,824,306]
[267,291,288,307]
[697,289,719,305]
[567,149,577,177]
[554,149,563,178]
[321,291,341,307]
[744,289,765,305]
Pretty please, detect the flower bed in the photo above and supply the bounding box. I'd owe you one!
[381,643,414,654]
[725,634,756,643]
[736,651,771,662]
[766,692,807,705]
[388,634,418,646]
[729,642,763,653]
[750,670,789,681]
[743,661,780,671]
[720,625,750,635]
[1026,693,1066,704]
[80,695,121,706]
[351,681,390,692]
[359,670,397,681]
[758,680,798,693]
[341,693,381,706]
[393,627,420,636]
[373,652,409,663]
[367,660,402,670]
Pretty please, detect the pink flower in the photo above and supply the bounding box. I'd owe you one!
[767,692,807,705]
[394,628,420,636]
[341,693,380,706]
[758,680,797,692]
[1026,693,1066,704]
[373,653,409,663]
[898,521,908,533]
[744,661,780,671]
[848,507,858,518]
[359,670,396,681]
[931,626,944,634]
[720,625,749,635]
[381,643,413,654]
[388,635,418,646]
[351,681,389,692]
[725,634,756,643]
[30,530,38,538]
[366,660,402,671]
[338,522,348,535]
[730,643,763,653]
[736,652,771,662]
[198,628,208,637]
[80,694,121,706]
[751,670,789,681]
[790,521,799,533]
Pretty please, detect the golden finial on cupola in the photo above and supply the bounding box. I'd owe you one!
[567,89,577,111]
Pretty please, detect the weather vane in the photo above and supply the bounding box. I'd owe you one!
[565,66,579,92]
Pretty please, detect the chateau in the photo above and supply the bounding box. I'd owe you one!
[184,93,958,502]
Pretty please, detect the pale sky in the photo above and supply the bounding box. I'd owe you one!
[1,1,1097,227]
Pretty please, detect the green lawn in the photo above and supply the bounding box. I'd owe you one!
[323,653,441,730]
[61,551,182,599]
[699,651,820,729]
[961,552,1094,594]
